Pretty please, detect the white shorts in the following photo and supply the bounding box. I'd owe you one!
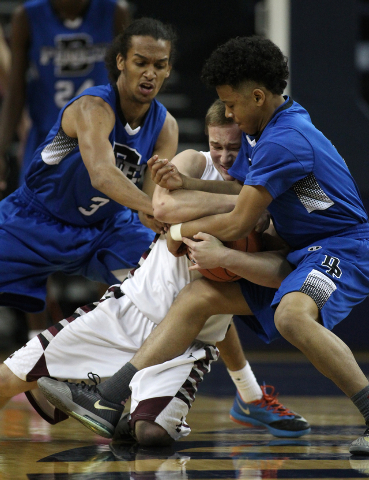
[4,286,220,440]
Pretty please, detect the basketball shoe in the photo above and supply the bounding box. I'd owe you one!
[349,427,369,455]
[37,373,123,438]
[230,385,311,437]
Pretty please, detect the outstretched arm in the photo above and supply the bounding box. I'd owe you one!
[138,111,179,231]
[62,95,154,215]
[175,184,273,242]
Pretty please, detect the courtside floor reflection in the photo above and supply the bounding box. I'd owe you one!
[1,354,369,479]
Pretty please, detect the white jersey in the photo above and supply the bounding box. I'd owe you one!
[121,151,231,344]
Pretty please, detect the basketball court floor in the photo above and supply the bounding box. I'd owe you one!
[1,351,369,480]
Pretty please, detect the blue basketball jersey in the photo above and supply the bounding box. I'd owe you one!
[24,83,167,226]
[24,0,116,136]
[229,97,369,249]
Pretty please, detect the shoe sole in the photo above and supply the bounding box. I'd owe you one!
[38,383,114,438]
[229,412,311,438]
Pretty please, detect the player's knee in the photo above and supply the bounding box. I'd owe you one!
[135,420,174,447]
[275,294,318,339]
[0,363,34,399]
[274,302,300,338]
[177,279,221,315]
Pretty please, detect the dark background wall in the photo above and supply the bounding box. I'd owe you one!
[290,0,369,197]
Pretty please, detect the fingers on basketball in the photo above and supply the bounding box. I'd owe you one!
[198,230,262,282]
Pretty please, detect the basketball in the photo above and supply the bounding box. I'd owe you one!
[196,230,263,282]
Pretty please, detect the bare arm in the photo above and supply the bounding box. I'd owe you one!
[138,111,179,231]
[151,150,239,223]
[62,95,154,214]
[185,232,291,288]
[0,7,29,190]
[179,184,273,242]
[150,156,242,195]
[184,222,292,288]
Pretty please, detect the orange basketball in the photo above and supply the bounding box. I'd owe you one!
[197,230,263,282]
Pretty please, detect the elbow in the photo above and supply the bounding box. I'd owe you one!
[90,176,104,192]
[90,169,109,192]
[153,199,175,223]
[89,162,117,192]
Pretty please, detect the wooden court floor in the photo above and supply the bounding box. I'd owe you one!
[1,352,369,480]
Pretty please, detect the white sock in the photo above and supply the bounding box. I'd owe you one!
[227,362,263,403]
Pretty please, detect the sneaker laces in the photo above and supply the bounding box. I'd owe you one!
[252,385,294,417]
[67,372,102,393]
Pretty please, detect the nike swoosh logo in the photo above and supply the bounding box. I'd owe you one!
[236,399,250,415]
[94,400,118,411]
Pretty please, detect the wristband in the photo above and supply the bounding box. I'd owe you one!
[170,223,182,241]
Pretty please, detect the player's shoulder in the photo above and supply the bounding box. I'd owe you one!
[77,84,115,105]
[163,110,178,129]
[67,85,115,118]
[158,109,178,139]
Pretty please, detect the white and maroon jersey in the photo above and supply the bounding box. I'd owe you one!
[121,152,232,344]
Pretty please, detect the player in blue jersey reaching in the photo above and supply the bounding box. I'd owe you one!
[0,0,131,188]
[0,17,178,315]
[0,0,131,334]
[37,36,369,455]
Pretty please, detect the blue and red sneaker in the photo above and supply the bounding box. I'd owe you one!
[230,385,311,438]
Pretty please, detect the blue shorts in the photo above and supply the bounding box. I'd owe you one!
[19,126,48,185]
[0,188,155,312]
[235,224,369,343]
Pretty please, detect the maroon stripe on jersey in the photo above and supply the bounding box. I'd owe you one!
[37,332,50,350]
[130,396,173,428]
[205,345,219,361]
[176,390,192,408]
[26,353,49,381]
[47,325,60,337]
[79,302,98,314]
[189,368,201,383]
[180,380,196,400]
[53,322,64,333]
[65,312,81,322]
[175,345,219,408]
[193,359,208,375]
[112,286,124,299]
[126,234,160,278]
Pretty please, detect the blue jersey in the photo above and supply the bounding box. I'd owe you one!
[229,97,369,249]
[24,0,116,137]
[24,83,167,226]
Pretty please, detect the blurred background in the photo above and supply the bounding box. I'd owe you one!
[0,0,368,353]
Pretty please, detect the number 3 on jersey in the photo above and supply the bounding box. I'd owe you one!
[54,79,94,109]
